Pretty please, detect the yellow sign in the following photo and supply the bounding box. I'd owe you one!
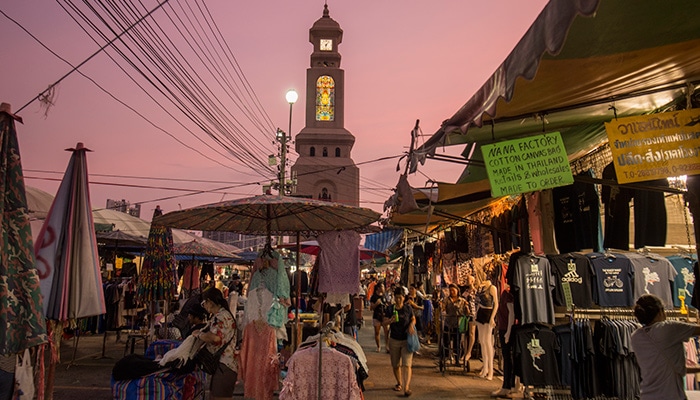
[605,109,700,183]
[482,132,573,197]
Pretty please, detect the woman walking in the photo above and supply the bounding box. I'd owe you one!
[387,287,416,397]
[370,283,390,352]
[193,288,237,400]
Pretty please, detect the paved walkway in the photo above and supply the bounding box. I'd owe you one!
[48,315,510,399]
[354,316,506,399]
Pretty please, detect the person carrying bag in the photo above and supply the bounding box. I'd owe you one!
[193,288,238,400]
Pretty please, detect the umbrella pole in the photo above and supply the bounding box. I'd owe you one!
[294,232,301,351]
[46,320,62,400]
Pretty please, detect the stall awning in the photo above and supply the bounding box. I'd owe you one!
[395,0,700,229]
[411,0,700,177]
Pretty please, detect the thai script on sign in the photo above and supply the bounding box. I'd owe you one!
[605,109,700,184]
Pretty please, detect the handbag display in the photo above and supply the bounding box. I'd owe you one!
[194,336,234,375]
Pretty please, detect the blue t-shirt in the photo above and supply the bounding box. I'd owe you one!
[668,255,697,309]
[587,253,635,307]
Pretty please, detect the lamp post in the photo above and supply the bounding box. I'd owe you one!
[279,89,298,196]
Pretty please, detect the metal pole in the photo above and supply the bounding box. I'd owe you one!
[279,100,293,196]
[278,127,286,196]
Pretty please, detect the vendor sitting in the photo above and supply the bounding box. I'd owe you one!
[182,304,208,339]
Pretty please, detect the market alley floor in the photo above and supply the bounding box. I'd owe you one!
[50,315,511,399]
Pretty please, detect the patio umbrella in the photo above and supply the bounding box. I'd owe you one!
[33,142,105,400]
[34,142,105,320]
[96,230,147,249]
[153,194,380,236]
[0,104,47,355]
[136,206,177,304]
[173,238,241,259]
[154,194,380,400]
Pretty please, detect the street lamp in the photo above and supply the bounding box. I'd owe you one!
[279,89,297,196]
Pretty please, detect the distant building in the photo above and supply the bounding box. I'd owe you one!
[106,199,141,218]
[201,231,267,251]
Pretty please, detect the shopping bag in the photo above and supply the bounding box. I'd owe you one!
[407,331,420,353]
[458,316,469,333]
[13,348,34,400]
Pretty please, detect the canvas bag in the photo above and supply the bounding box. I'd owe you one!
[13,349,34,400]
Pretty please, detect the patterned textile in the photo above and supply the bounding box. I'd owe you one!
[280,346,361,400]
[146,340,180,360]
[137,207,177,303]
[206,308,237,372]
[239,321,279,400]
[317,231,362,294]
[113,339,206,400]
[249,251,290,300]
[111,370,205,400]
[0,111,47,354]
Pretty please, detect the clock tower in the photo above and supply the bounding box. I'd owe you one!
[291,5,359,206]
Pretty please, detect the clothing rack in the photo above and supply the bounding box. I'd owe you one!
[316,309,343,400]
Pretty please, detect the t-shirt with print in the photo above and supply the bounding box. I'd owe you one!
[547,253,595,308]
[587,253,635,307]
[668,256,696,309]
[511,255,556,324]
[630,320,698,400]
[513,324,561,386]
[627,253,676,308]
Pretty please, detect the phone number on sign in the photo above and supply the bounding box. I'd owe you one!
[622,166,671,179]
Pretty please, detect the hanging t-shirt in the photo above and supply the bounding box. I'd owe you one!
[632,178,668,249]
[552,172,602,253]
[538,189,559,254]
[511,255,556,324]
[627,252,676,308]
[667,255,696,309]
[513,324,561,386]
[317,230,362,294]
[601,163,633,251]
[547,253,595,309]
[587,253,635,307]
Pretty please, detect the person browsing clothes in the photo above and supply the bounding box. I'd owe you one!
[631,294,700,400]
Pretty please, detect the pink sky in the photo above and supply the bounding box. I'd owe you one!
[2,0,547,220]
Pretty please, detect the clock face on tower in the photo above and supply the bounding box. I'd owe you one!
[320,39,333,51]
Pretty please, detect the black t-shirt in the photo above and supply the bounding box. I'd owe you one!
[387,303,413,341]
[547,253,595,308]
[370,294,386,321]
[513,324,560,386]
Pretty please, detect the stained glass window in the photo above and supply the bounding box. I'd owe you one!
[316,75,335,121]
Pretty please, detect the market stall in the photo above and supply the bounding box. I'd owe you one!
[389,0,700,398]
